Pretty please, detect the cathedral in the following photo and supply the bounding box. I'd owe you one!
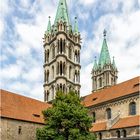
[0,0,139,140]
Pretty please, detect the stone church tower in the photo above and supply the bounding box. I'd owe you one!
[43,0,81,102]
[91,30,118,92]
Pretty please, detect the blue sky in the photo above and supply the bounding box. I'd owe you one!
[1,0,140,101]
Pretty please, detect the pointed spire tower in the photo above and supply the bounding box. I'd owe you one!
[43,0,81,102]
[92,30,118,92]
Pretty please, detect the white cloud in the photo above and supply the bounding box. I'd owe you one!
[79,0,96,5]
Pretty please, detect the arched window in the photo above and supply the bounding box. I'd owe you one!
[60,38,63,53]
[52,46,55,59]
[52,86,54,99]
[44,91,46,101]
[47,70,49,83]
[60,61,63,75]
[47,91,49,101]
[129,102,136,115]
[63,62,65,75]
[106,108,111,119]
[99,77,102,87]
[69,66,72,79]
[99,132,102,140]
[47,50,49,62]
[92,112,96,123]
[44,71,46,82]
[69,46,72,59]
[52,66,54,79]
[122,129,127,137]
[60,84,62,91]
[44,50,47,63]
[116,130,120,138]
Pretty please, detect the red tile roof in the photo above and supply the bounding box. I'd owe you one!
[91,115,140,132]
[0,89,51,124]
[83,76,140,107]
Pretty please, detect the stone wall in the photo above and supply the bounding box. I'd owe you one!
[95,127,140,140]
[89,94,139,123]
[1,117,44,140]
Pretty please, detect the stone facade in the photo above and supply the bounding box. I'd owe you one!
[43,0,81,102]
[1,117,44,140]
[89,93,140,140]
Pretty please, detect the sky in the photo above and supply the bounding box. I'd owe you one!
[0,0,140,101]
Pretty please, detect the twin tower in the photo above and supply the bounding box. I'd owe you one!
[43,0,118,102]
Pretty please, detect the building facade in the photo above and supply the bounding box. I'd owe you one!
[43,0,81,102]
[0,89,51,140]
[83,76,140,140]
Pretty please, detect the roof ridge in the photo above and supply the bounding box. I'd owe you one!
[0,89,46,104]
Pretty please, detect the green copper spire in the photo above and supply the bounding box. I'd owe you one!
[74,17,79,34]
[46,16,51,35]
[98,30,111,67]
[54,0,70,26]
[93,56,98,70]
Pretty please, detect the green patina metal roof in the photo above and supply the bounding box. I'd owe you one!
[74,17,79,34]
[45,17,51,35]
[54,0,70,26]
[93,57,98,70]
[98,30,111,67]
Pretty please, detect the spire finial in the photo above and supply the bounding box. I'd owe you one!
[103,29,107,38]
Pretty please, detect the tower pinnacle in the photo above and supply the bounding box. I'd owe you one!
[74,17,79,34]
[46,16,51,35]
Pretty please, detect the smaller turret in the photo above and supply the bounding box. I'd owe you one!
[92,30,118,92]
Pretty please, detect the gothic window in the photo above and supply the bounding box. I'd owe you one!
[47,50,49,62]
[45,50,47,63]
[122,130,127,137]
[99,133,102,140]
[18,126,22,134]
[129,102,136,115]
[69,66,72,79]
[47,70,49,83]
[63,62,65,75]
[52,86,54,99]
[63,84,65,93]
[106,108,111,119]
[47,91,49,101]
[52,66,54,79]
[52,46,55,59]
[75,50,78,62]
[78,71,80,83]
[44,71,46,82]
[99,77,102,87]
[69,46,72,59]
[57,40,60,53]
[116,130,120,138]
[92,112,96,123]
[60,38,63,53]
[75,71,77,82]
[60,61,63,75]
[60,84,62,91]
[44,91,46,101]
[63,39,66,53]
[57,62,59,75]
[78,51,80,63]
